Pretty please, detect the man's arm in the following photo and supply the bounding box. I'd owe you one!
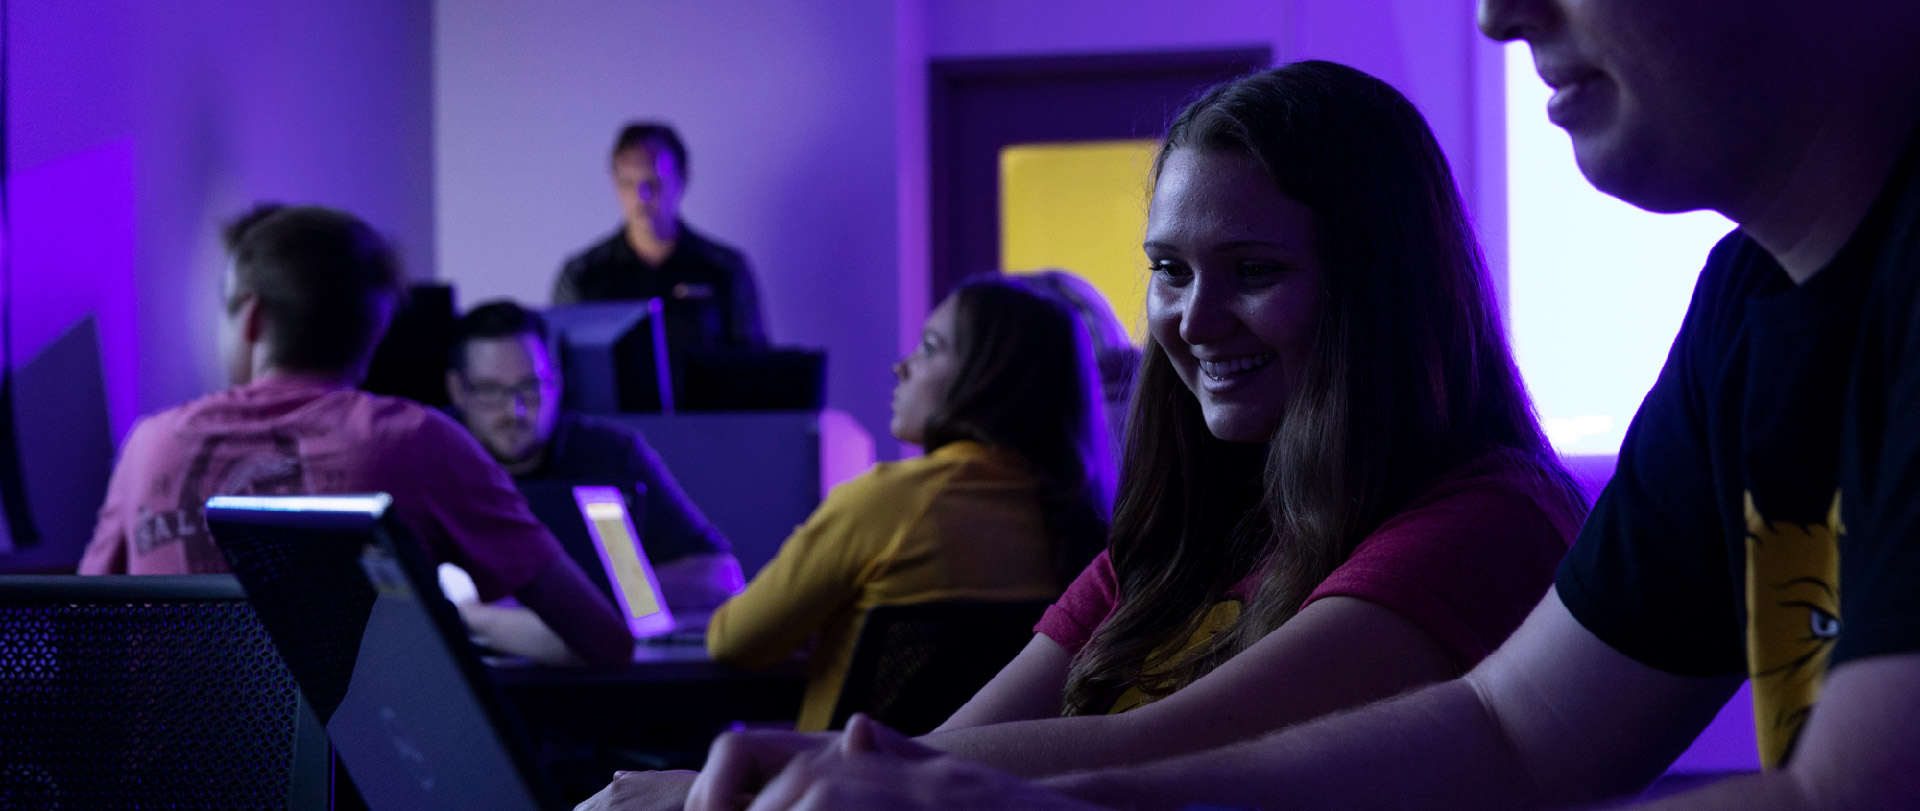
[1610,653,1920,810]
[1048,590,1742,811]
[654,552,744,612]
[496,554,634,668]
[920,595,1457,777]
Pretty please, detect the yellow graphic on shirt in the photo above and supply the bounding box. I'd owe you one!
[1744,491,1842,769]
[1109,598,1243,714]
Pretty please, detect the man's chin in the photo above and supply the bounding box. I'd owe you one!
[486,441,540,467]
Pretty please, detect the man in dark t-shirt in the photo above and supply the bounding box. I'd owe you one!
[630,3,1920,810]
[553,121,767,351]
[446,301,743,612]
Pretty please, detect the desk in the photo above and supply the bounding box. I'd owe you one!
[490,645,806,749]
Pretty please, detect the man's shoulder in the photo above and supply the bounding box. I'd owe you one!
[561,228,629,272]
[537,412,651,479]
[1698,227,1778,293]
[327,390,477,455]
[129,384,301,444]
[557,411,645,446]
[378,394,477,440]
[114,396,210,459]
[679,224,751,271]
[135,393,216,433]
[1660,228,1783,358]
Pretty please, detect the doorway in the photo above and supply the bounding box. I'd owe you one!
[928,48,1271,307]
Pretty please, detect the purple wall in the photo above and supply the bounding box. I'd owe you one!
[9,0,435,439]
[434,0,904,453]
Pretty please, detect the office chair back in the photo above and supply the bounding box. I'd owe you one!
[827,599,1052,735]
[0,575,328,810]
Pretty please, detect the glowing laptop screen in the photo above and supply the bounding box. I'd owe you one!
[574,486,673,637]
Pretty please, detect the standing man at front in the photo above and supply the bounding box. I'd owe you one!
[554,121,768,351]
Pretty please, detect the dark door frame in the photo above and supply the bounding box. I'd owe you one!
[927,47,1271,301]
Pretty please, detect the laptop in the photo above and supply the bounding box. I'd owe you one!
[573,485,674,638]
[205,493,564,811]
[514,481,673,638]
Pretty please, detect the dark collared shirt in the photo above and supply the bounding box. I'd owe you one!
[553,222,767,349]
[519,412,731,565]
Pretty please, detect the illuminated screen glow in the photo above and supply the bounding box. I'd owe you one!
[1504,43,1736,454]
[585,500,663,619]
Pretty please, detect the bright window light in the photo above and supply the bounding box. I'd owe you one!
[1504,43,1736,455]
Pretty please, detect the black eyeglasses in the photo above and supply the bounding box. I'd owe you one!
[462,379,549,408]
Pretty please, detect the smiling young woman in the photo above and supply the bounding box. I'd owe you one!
[1044,59,1590,722]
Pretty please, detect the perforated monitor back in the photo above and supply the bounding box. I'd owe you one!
[209,505,380,724]
[205,494,559,811]
[0,575,327,810]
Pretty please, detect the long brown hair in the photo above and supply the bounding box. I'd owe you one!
[1061,61,1586,714]
[923,275,1116,586]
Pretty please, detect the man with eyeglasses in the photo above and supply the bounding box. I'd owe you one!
[447,300,743,612]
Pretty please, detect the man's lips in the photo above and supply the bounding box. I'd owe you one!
[1534,57,1609,129]
[1537,61,1603,92]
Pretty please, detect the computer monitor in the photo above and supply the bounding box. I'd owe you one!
[205,493,563,811]
[676,348,827,411]
[363,283,458,409]
[544,301,674,414]
[0,314,117,561]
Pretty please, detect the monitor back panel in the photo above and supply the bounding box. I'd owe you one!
[208,497,558,811]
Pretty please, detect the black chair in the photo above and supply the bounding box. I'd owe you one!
[827,599,1052,735]
[0,575,330,810]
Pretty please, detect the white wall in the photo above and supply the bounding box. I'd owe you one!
[1501,43,1735,454]
[434,0,905,449]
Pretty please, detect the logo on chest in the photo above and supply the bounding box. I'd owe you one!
[1743,490,1842,769]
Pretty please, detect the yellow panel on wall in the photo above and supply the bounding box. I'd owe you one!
[1000,139,1157,342]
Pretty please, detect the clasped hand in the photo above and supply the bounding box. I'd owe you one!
[575,715,1106,810]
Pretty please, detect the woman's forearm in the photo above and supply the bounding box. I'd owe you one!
[921,712,1158,778]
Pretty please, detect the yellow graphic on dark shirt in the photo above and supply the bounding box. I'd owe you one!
[1743,491,1843,769]
[1109,598,1244,714]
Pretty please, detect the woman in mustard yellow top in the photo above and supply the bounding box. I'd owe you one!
[706,275,1116,731]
